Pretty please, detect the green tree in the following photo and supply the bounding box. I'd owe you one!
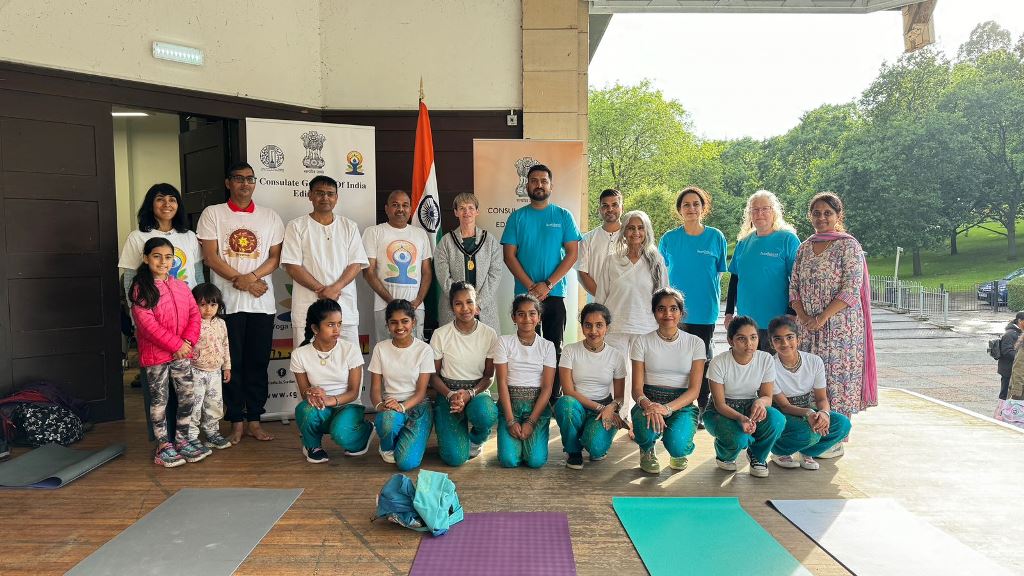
[957,21,1012,63]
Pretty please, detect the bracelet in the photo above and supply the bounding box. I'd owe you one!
[612,399,623,411]
[637,395,650,406]
[398,403,406,413]
[334,395,342,406]
[446,390,458,400]
[525,418,537,427]
[662,404,674,418]
[374,401,385,411]
[506,419,516,427]
[469,389,477,398]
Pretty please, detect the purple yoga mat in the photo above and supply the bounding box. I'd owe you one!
[410,512,577,576]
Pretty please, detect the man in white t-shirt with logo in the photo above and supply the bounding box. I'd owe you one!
[577,188,622,300]
[282,175,369,349]
[197,161,285,444]
[361,189,433,341]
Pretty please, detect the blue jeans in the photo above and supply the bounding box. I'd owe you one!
[772,411,851,458]
[434,392,498,466]
[497,398,551,468]
[703,404,785,462]
[631,403,698,458]
[375,402,433,471]
[553,396,617,458]
[295,401,372,453]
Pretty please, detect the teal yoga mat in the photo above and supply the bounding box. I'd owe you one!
[613,497,811,576]
[0,443,124,488]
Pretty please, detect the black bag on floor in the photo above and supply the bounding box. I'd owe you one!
[11,403,84,447]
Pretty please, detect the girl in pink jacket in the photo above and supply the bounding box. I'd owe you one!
[130,238,204,468]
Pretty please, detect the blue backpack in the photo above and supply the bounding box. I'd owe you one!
[373,470,463,536]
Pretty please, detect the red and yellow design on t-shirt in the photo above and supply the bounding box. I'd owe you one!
[226,228,260,259]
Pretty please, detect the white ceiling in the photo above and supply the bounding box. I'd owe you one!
[589,0,928,14]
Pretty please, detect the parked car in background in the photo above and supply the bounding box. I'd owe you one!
[977,267,1024,304]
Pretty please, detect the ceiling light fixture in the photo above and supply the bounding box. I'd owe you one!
[152,41,204,66]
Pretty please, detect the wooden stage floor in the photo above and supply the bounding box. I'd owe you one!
[1,387,1018,575]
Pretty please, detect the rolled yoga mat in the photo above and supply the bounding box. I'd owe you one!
[410,512,576,576]
[768,498,1013,576]
[65,487,302,576]
[613,497,812,576]
[0,443,124,489]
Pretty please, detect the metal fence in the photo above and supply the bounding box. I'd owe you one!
[869,275,1004,326]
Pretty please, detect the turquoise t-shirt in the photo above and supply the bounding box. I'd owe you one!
[727,230,801,328]
[658,226,728,325]
[501,203,582,297]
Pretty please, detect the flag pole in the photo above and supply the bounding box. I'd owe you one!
[419,77,424,103]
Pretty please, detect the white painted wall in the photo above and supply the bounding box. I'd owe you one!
[114,113,182,253]
[0,0,323,109]
[0,0,522,110]
[320,0,522,109]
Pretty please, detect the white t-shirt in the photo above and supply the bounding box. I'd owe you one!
[708,350,776,400]
[361,223,434,311]
[281,214,369,324]
[559,342,626,401]
[630,330,706,389]
[773,351,826,398]
[599,256,665,335]
[492,335,557,389]
[431,321,498,381]
[118,229,202,288]
[368,338,435,401]
[577,226,621,281]
[196,203,285,314]
[289,339,364,396]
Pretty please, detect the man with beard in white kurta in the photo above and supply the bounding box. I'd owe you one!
[282,176,369,349]
[577,188,622,300]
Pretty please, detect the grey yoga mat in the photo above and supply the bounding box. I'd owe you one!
[66,487,302,576]
[0,443,124,488]
[768,498,1013,576]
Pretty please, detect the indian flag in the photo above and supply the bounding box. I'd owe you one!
[412,99,441,247]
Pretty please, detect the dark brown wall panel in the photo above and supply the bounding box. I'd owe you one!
[0,118,96,175]
[6,199,99,253]
[13,353,107,402]
[10,277,102,331]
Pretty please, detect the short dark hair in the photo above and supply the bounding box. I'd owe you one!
[579,302,612,326]
[385,299,417,322]
[191,283,226,318]
[137,183,189,233]
[675,186,712,218]
[1014,311,1024,323]
[527,164,552,180]
[726,315,758,340]
[768,315,800,337]
[651,287,685,318]
[448,281,478,309]
[226,161,254,177]
[599,188,622,201]
[511,293,543,318]
[309,175,338,191]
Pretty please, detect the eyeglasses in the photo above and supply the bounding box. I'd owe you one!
[750,207,773,214]
[229,175,257,184]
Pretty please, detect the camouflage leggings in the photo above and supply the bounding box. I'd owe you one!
[144,359,196,445]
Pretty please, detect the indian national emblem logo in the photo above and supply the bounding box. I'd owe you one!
[345,150,365,175]
[226,228,260,259]
[384,239,418,285]
[417,196,440,234]
[259,145,285,169]
[514,157,540,198]
[300,131,326,169]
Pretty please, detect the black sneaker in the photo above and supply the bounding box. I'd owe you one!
[303,446,329,464]
[566,452,584,470]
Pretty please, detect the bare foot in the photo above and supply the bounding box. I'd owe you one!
[228,422,244,445]
[246,421,274,441]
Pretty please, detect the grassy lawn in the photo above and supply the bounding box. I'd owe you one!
[866,223,1024,288]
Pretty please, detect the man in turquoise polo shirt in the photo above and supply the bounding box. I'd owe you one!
[501,164,582,403]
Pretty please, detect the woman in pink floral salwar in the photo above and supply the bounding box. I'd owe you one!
[789,192,877,458]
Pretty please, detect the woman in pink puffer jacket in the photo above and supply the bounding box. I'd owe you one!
[130,237,203,468]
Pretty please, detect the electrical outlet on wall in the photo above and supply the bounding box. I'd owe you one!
[507,111,518,126]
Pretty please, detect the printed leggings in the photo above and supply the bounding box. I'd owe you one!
[144,359,195,446]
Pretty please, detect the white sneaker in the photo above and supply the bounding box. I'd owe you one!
[716,458,738,471]
[801,455,820,470]
[816,443,844,459]
[771,453,801,469]
[469,442,482,458]
[379,446,396,464]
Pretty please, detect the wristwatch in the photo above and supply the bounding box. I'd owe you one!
[543,279,552,289]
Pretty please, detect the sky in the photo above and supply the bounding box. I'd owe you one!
[588,0,1024,141]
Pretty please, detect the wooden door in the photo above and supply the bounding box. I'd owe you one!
[179,119,231,231]
[0,90,123,421]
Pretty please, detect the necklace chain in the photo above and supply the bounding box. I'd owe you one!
[781,354,802,372]
[656,329,679,342]
[455,319,478,336]
[583,341,605,353]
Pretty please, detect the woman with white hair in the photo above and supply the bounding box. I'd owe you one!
[598,210,668,424]
[724,190,800,351]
